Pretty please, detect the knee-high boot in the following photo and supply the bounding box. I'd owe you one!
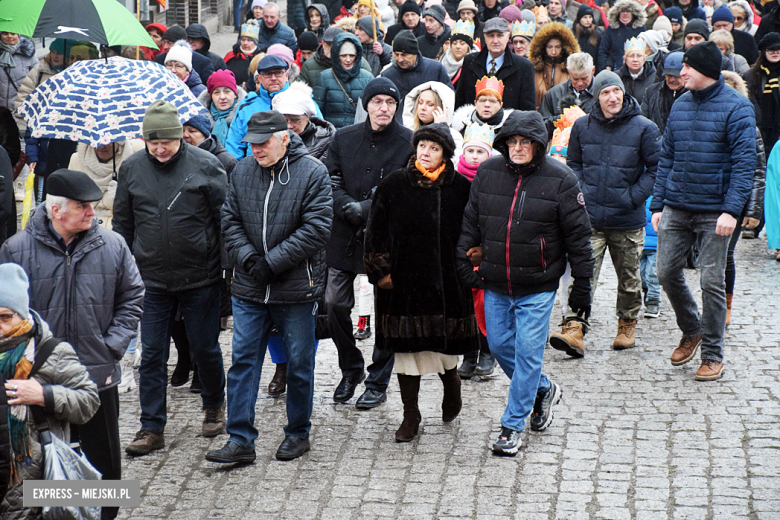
[396,374,421,442]
[439,367,462,423]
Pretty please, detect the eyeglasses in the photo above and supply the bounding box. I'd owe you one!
[733,15,745,21]
[0,312,20,324]
[165,62,188,71]
[506,138,534,148]
[368,98,397,108]
[285,115,304,124]
[258,69,287,78]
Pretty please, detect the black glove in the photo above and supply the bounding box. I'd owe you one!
[568,278,592,321]
[342,202,365,227]
[245,255,275,286]
[330,174,345,190]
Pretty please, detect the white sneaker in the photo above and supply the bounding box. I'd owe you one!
[118,357,136,394]
[132,345,142,368]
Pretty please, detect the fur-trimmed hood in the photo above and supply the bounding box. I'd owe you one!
[727,0,754,28]
[607,0,647,29]
[451,104,515,134]
[528,22,581,72]
[722,70,749,97]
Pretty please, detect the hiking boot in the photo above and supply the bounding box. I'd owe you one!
[457,351,478,379]
[530,381,562,432]
[125,430,164,456]
[695,359,725,381]
[205,440,256,464]
[202,403,226,437]
[268,362,287,397]
[355,316,372,340]
[670,334,701,366]
[612,319,637,350]
[726,293,733,327]
[492,427,521,456]
[475,351,496,376]
[644,301,660,319]
[549,320,585,358]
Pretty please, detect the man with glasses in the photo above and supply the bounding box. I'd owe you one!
[0,169,144,519]
[323,78,414,409]
[457,111,593,455]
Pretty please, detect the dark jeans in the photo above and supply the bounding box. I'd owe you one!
[71,387,120,520]
[139,283,225,433]
[657,206,730,362]
[725,217,744,295]
[227,297,317,446]
[325,267,394,392]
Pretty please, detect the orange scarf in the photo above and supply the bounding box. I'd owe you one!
[415,160,446,181]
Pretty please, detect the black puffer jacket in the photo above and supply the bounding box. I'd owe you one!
[568,94,661,230]
[640,80,686,134]
[324,118,414,273]
[300,116,337,160]
[113,143,227,292]
[222,132,333,304]
[456,111,593,295]
[617,60,656,105]
[198,136,237,178]
[418,25,452,59]
[186,24,228,73]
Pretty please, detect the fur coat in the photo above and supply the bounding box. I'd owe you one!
[598,0,647,72]
[529,22,581,108]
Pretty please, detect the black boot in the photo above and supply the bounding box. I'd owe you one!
[170,317,191,387]
[355,316,372,340]
[439,368,462,423]
[395,374,421,442]
[189,363,202,393]
[457,351,478,379]
[475,351,497,376]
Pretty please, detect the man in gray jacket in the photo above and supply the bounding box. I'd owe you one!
[113,101,228,456]
[0,169,143,520]
[207,110,332,464]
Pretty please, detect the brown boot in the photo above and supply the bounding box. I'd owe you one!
[695,359,725,381]
[438,368,462,423]
[612,319,637,350]
[395,374,421,442]
[202,402,226,437]
[268,362,287,397]
[125,430,165,456]
[670,334,702,366]
[549,320,585,357]
[726,294,733,327]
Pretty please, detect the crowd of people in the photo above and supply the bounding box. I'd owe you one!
[0,0,776,514]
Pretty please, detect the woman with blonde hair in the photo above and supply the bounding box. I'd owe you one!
[403,81,464,154]
[710,28,750,75]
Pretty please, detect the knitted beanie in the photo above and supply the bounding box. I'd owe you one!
[207,69,238,95]
[424,5,447,26]
[361,77,401,109]
[393,30,420,54]
[165,41,193,71]
[143,100,183,140]
[684,19,710,40]
[593,69,625,94]
[682,40,722,80]
[184,115,212,138]
[0,264,29,320]
[298,31,320,51]
[711,4,735,24]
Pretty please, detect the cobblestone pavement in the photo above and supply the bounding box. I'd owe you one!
[114,235,780,520]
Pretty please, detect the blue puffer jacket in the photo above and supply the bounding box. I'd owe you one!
[650,76,756,218]
[644,196,657,249]
[225,82,291,159]
[313,32,374,129]
[568,94,661,231]
[257,20,299,53]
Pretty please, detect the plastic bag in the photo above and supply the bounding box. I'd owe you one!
[20,169,35,230]
[41,430,101,520]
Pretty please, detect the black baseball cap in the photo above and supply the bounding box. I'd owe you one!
[46,169,103,202]
[242,111,289,144]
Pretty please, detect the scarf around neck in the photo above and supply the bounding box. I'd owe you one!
[0,41,20,69]
[457,154,479,180]
[415,159,447,181]
[211,99,236,145]
[440,50,464,80]
[77,141,133,189]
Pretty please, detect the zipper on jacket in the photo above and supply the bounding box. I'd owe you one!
[167,173,194,210]
[540,237,547,269]
[306,259,313,287]
[505,175,523,296]
[515,191,526,224]
[262,170,275,303]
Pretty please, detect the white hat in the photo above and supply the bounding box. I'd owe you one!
[272,88,318,117]
[252,0,268,7]
[165,41,193,72]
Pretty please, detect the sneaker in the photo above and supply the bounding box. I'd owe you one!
[117,356,136,394]
[530,381,562,432]
[644,302,660,318]
[492,427,521,456]
[695,359,724,381]
[202,403,226,437]
[125,430,165,456]
[132,345,142,368]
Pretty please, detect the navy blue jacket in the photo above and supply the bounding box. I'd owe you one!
[256,20,299,54]
[568,95,661,231]
[650,76,756,218]
[381,51,452,115]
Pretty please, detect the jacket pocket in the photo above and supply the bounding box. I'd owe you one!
[540,237,547,270]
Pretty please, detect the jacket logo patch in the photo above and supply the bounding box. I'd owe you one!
[577,192,586,206]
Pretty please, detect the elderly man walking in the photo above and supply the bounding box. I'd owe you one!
[0,169,144,520]
[208,111,332,463]
[651,42,755,381]
[113,101,228,456]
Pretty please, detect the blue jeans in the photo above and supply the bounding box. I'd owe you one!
[484,290,556,432]
[233,0,245,29]
[139,283,225,433]
[656,206,730,362]
[268,336,319,364]
[640,249,661,304]
[227,297,317,447]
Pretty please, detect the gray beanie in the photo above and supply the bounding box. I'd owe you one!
[0,263,30,320]
[424,5,447,26]
[593,70,624,95]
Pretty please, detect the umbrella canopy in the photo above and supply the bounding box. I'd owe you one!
[0,0,157,48]
[19,57,207,147]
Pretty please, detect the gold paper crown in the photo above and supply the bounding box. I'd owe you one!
[463,123,495,147]
[511,21,535,39]
[624,37,646,54]
[475,76,504,99]
[533,5,549,22]
[452,20,476,39]
[553,105,587,131]
[241,21,260,40]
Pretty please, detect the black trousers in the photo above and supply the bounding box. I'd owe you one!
[325,267,394,392]
[71,386,120,520]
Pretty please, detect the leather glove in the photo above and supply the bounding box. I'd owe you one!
[342,202,365,227]
[568,278,592,321]
[245,255,275,286]
[467,246,483,267]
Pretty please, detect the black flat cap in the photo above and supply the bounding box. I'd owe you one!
[242,110,288,144]
[46,169,104,202]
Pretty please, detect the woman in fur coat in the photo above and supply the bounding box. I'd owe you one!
[529,22,581,108]
[598,0,647,72]
[364,124,478,443]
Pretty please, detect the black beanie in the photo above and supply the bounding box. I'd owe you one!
[298,31,319,51]
[683,41,722,80]
[393,29,419,55]
[684,19,710,41]
[162,25,187,43]
[413,123,456,161]
[362,77,401,109]
[400,0,422,17]
[575,4,593,26]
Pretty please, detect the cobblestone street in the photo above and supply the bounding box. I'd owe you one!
[116,234,780,519]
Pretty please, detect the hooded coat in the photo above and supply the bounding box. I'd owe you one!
[402,80,464,154]
[598,0,647,72]
[529,22,582,108]
[617,59,657,103]
[299,44,375,87]
[0,37,38,111]
[454,45,536,110]
[382,51,454,114]
[567,95,661,230]
[307,4,332,40]
[186,24,228,72]
[455,110,594,295]
[314,33,375,128]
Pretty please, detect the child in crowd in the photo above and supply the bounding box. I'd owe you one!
[641,196,661,318]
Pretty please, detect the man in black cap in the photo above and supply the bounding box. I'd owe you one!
[323,77,414,410]
[0,169,144,520]
[454,17,536,110]
[386,0,426,45]
[419,5,451,58]
[650,41,755,382]
[381,30,453,115]
[208,110,332,463]
[154,25,216,84]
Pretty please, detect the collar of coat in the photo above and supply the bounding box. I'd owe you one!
[469,46,516,77]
